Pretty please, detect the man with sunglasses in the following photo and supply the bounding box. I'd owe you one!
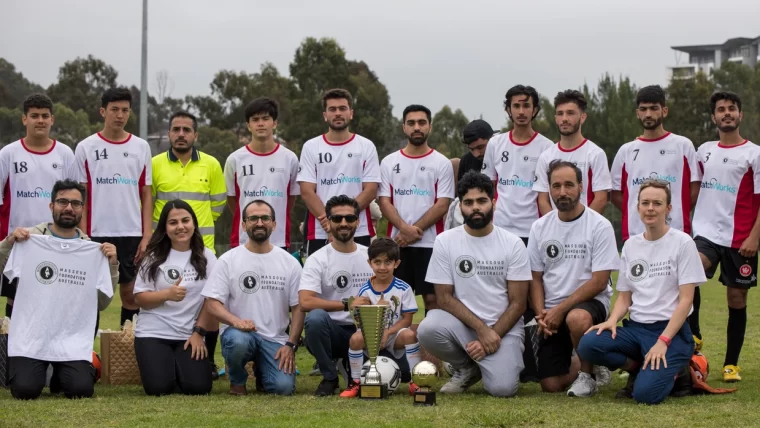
[298,195,374,396]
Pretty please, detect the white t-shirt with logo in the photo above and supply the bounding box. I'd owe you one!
[533,139,612,209]
[224,144,300,248]
[134,248,217,340]
[425,226,532,336]
[611,133,701,241]
[75,133,152,237]
[0,140,79,239]
[357,277,418,327]
[378,148,455,248]
[528,208,619,310]
[4,235,112,362]
[297,134,381,239]
[482,131,554,237]
[201,246,301,345]
[298,243,374,324]
[617,228,706,323]
[693,140,760,248]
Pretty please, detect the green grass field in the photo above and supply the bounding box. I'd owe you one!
[0,273,758,428]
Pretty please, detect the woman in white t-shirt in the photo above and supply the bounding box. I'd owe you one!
[133,200,218,396]
[578,180,705,405]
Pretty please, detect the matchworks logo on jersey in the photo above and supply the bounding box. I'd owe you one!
[95,173,139,186]
[16,187,52,199]
[243,186,285,198]
[320,173,361,186]
[701,178,737,194]
[498,175,534,188]
[631,172,677,186]
[393,184,432,197]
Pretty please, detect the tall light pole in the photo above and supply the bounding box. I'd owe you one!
[139,0,148,139]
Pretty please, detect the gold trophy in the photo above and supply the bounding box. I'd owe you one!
[354,304,392,399]
[412,361,438,406]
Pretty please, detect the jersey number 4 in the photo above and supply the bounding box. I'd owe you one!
[393,163,400,173]
[94,148,109,161]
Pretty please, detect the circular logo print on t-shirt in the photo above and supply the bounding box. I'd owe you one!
[239,272,261,294]
[331,271,352,293]
[455,255,476,278]
[629,260,649,282]
[543,240,564,263]
[740,264,753,277]
[35,261,59,285]
[163,266,182,284]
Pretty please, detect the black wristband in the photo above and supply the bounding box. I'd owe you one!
[285,341,298,352]
[192,326,208,337]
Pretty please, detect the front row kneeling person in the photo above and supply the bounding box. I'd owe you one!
[418,171,531,397]
[133,200,217,396]
[341,237,421,398]
[578,179,704,405]
[202,200,304,396]
[0,179,118,400]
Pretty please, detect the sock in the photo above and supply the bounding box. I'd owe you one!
[120,307,139,327]
[205,330,219,364]
[688,286,702,339]
[724,306,747,366]
[405,342,422,374]
[348,348,364,382]
[5,303,11,318]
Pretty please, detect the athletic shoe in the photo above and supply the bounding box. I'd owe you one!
[211,363,220,381]
[723,365,741,382]
[693,336,703,352]
[309,361,320,376]
[669,366,692,397]
[339,380,361,398]
[439,363,481,393]
[567,372,597,397]
[314,377,340,396]
[229,385,247,396]
[408,381,420,396]
[594,366,611,387]
[615,369,638,399]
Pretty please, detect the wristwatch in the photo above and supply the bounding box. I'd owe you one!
[285,341,298,352]
[342,298,350,311]
[192,326,208,337]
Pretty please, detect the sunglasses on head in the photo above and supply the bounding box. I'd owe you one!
[329,214,359,224]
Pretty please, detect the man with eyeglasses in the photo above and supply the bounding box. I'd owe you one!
[298,195,374,396]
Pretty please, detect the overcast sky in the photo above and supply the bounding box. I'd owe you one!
[2,0,759,130]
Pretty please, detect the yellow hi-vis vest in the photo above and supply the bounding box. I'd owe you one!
[151,148,226,252]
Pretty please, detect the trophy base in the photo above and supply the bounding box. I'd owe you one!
[359,383,388,399]
[413,390,436,406]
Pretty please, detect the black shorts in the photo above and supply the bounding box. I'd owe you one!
[694,236,757,288]
[306,235,371,256]
[0,275,17,299]
[91,236,141,284]
[395,247,434,296]
[537,299,607,380]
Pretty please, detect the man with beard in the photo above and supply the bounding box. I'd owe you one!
[527,160,619,397]
[152,110,226,379]
[298,89,381,256]
[298,195,374,396]
[201,199,304,395]
[691,91,760,382]
[378,104,454,312]
[533,90,611,216]
[417,171,531,397]
[457,119,494,182]
[0,179,118,399]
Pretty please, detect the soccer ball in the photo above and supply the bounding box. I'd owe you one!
[442,361,455,376]
[361,357,401,394]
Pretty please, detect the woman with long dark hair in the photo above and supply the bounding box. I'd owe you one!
[133,199,217,396]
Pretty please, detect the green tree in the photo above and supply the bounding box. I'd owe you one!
[47,55,119,125]
[428,105,469,158]
[50,103,96,149]
[0,107,24,144]
[666,72,716,147]
[712,62,759,143]
[583,74,641,160]
[0,58,44,109]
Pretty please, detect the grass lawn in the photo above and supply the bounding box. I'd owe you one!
[0,272,758,428]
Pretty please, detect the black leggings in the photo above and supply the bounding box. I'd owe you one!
[134,337,212,396]
[10,357,95,400]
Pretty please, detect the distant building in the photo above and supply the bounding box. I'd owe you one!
[669,36,760,80]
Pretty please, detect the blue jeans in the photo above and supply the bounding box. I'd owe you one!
[303,309,356,381]
[577,319,694,405]
[221,328,295,396]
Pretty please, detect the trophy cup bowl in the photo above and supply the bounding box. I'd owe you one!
[412,361,438,406]
[354,304,392,399]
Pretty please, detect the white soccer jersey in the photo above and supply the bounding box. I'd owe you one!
[611,133,701,241]
[533,139,612,209]
[134,248,217,341]
[4,235,112,362]
[297,134,381,239]
[298,243,374,324]
[617,228,706,323]
[378,148,454,247]
[0,140,78,239]
[357,277,418,327]
[425,226,532,336]
[75,133,152,237]
[202,245,301,345]
[693,140,760,248]
[528,208,619,310]
[482,131,554,237]
[225,144,300,248]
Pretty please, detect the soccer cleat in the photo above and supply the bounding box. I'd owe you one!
[339,381,361,398]
[567,372,598,397]
[314,377,340,396]
[722,365,741,382]
[693,336,703,352]
[439,363,481,393]
[615,369,638,399]
[594,366,611,387]
[408,381,420,396]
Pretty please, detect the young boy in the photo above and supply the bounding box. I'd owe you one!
[341,238,421,397]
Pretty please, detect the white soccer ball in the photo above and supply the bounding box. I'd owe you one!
[361,356,401,394]
[442,361,455,376]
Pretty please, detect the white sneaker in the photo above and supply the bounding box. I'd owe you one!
[567,372,598,397]
[594,366,611,387]
[439,363,482,393]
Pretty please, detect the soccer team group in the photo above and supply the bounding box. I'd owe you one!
[0,83,755,406]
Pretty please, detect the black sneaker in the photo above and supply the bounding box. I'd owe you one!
[314,377,340,396]
[211,363,220,381]
[615,369,638,399]
[669,366,692,397]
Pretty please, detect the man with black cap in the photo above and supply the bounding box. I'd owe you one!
[458,119,495,182]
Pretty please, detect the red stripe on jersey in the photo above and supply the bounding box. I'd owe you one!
[698,161,704,175]
[387,185,394,237]
[285,180,293,248]
[85,160,93,236]
[558,139,588,153]
[731,167,758,248]
[139,167,146,235]
[322,134,356,146]
[509,131,538,146]
[365,207,375,237]
[245,144,280,156]
[96,133,132,145]
[636,132,671,142]
[400,148,434,159]
[230,174,241,248]
[621,165,629,241]
[586,168,594,206]
[493,175,499,201]
[718,139,749,149]
[20,138,56,154]
[681,156,692,235]
[0,179,10,240]
[306,212,316,240]
[435,180,443,235]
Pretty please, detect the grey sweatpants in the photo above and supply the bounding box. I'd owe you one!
[418,309,524,397]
